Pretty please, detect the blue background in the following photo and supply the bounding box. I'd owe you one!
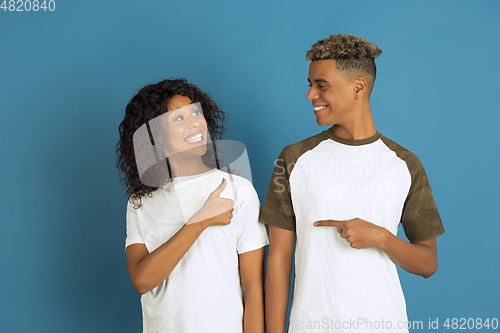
[1,0,499,332]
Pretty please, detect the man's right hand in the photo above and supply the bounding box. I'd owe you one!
[186,178,235,226]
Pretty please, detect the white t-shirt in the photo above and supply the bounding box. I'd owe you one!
[261,130,444,333]
[126,169,269,333]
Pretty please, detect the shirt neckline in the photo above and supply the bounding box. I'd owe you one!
[324,128,382,146]
[161,169,218,189]
[174,168,217,183]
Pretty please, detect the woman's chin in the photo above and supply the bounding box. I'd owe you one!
[170,144,208,159]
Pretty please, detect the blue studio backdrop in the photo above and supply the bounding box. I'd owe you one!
[1,0,499,332]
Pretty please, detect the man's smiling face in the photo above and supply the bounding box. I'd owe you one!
[306,59,356,127]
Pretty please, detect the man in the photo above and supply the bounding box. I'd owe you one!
[261,34,445,333]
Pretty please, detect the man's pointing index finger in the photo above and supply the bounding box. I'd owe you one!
[313,220,345,227]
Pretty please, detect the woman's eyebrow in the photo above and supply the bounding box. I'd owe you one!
[166,109,184,120]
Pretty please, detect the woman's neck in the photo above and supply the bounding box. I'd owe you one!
[168,156,211,177]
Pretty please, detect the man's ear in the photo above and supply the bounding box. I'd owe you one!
[354,77,368,100]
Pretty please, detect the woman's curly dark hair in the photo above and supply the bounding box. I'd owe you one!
[116,78,227,208]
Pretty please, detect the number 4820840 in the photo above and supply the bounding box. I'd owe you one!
[1,0,56,11]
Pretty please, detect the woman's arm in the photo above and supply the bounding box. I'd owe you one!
[239,247,265,333]
[126,180,234,294]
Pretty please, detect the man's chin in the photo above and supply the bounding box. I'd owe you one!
[315,117,334,127]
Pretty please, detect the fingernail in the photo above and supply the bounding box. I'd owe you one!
[221,178,225,184]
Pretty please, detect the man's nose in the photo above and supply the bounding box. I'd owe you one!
[306,86,318,101]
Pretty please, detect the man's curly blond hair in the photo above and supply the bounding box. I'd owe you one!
[306,34,382,83]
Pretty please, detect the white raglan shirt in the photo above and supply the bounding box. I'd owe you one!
[261,130,444,333]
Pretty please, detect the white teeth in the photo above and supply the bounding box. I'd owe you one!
[314,105,327,111]
[185,133,202,143]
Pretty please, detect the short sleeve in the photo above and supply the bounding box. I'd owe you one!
[401,156,445,243]
[125,200,145,250]
[236,192,269,254]
[260,149,297,231]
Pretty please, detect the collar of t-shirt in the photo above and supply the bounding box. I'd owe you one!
[325,128,382,146]
[161,168,218,189]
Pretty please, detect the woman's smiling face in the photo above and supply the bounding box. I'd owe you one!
[162,94,208,158]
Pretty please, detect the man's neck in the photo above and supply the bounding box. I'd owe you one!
[331,104,377,140]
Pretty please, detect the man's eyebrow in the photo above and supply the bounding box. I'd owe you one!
[307,78,329,83]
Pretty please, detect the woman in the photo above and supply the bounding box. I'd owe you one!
[116,79,267,332]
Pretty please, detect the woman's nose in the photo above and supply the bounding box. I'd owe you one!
[187,115,200,128]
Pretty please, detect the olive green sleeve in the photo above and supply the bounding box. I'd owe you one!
[260,147,297,231]
[400,153,445,242]
[381,136,445,242]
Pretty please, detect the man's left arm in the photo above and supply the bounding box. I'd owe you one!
[313,218,438,278]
